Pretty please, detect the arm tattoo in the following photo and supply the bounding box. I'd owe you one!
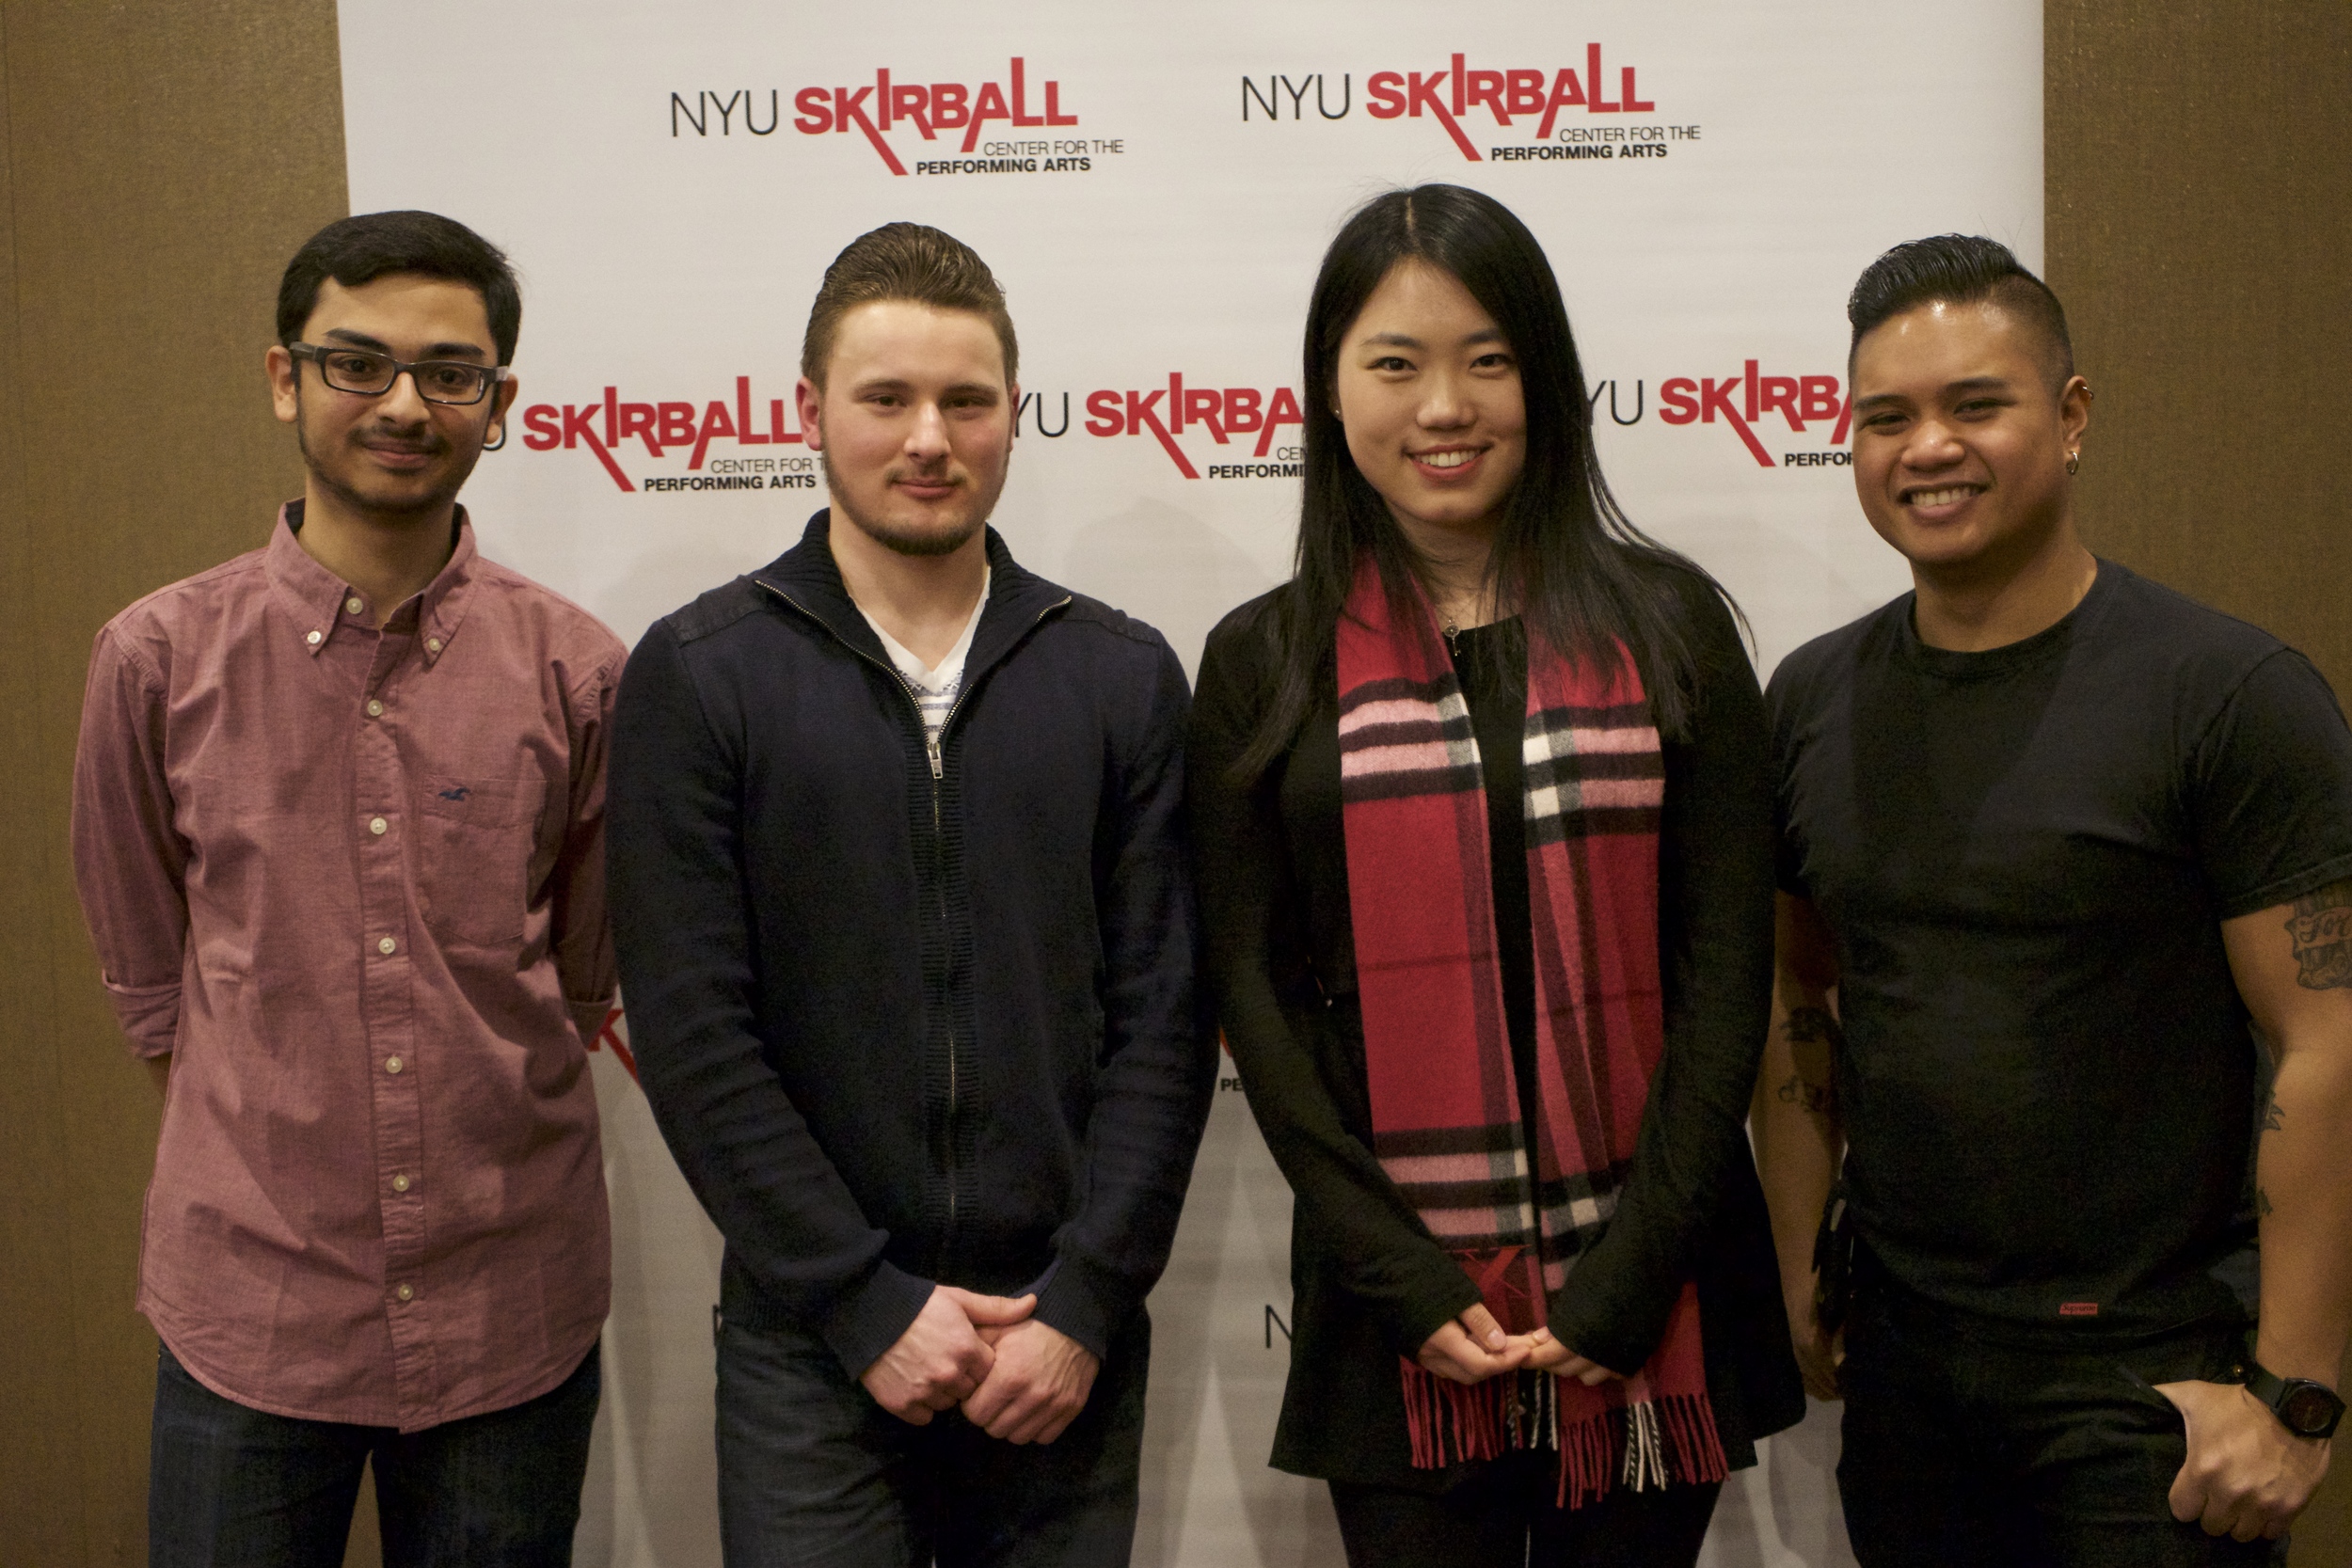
[1775,1074,1832,1115]
[1782,1005,1845,1046]
[2259,1090,2284,1134]
[2257,1187,2274,1218]
[2285,878,2352,990]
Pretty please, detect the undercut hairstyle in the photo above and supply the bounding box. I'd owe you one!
[1847,234,2074,390]
[277,211,522,364]
[802,222,1018,389]
[1233,183,1733,778]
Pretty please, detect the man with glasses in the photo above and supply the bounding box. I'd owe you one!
[72,210,622,1565]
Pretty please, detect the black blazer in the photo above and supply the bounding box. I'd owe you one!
[1187,567,1803,1488]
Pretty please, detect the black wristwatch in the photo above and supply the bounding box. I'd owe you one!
[2242,1360,2345,1440]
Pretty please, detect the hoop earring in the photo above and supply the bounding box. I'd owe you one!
[2065,451,2080,476]
[484,423,507,452]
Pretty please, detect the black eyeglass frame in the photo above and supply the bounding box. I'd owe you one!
[286,341,514,406]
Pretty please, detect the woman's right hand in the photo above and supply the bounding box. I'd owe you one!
[1416,1303,1540,1385]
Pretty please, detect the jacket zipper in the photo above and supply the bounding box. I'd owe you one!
[756,580,1069,1278]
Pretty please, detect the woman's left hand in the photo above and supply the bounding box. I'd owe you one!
[1523,1332,1629,1386]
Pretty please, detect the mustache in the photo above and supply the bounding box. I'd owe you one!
[353,430,450,456]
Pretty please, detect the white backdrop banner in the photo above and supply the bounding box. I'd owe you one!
[338,4,2041,1562]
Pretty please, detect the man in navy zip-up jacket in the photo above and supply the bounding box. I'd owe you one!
[608,225,1213,1566]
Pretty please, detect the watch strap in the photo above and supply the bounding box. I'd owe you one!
[2244,1359,2345,1440]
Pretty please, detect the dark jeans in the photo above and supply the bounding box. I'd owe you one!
[1837,1267,2284,1567]
[1329,1455,1719,1568]
[716,1307,1151,1567]
[148,1341,599,1568]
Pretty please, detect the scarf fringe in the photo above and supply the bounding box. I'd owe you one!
[1402,1363,1727,1511]
[1399,1359,1554,1467]
[1661,1389,1729,1485]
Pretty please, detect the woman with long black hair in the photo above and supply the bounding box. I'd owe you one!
[1188,184,1803,1564]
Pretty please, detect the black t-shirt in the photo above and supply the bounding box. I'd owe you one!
[1446,620,1543,1170]
[1769,560,2352,1330]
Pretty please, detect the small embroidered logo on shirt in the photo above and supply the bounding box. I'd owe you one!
[437,785,470,801]
[2058,1302,2100,1317]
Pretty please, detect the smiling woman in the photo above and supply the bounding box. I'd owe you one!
[1187,185,1804,1568]
[1228,185,1729,779]
[1328,259,1528,603]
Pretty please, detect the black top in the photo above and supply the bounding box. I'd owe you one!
[607,513,1216,1377]
[1448,622,1547,1180]
[1189,567,1803,1488]
[1769,560,2352,1331]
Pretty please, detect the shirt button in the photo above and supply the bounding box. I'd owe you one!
[345,596,365,615]
[425,637,444,654]
[395,1283,415,1303]
[377,936,396,956]
[370,816,389,835]
[366,699,384,718]
[306,629,324,646]
[391,1174,411,1193]
[385,1055,404,1074]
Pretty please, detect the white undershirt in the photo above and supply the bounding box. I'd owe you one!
[857,565,990,755]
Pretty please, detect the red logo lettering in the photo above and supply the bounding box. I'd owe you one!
[1338,48,1659,159]
[520,374,810,492]
[1658,365,1851,468]
[794,58,1078,174]
[1086,377,1306,476]
[587,1006,639,1082]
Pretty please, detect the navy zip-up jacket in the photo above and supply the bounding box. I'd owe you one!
[608,513,1215,1378]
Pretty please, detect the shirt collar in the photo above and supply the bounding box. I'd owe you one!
[266,498,481,664]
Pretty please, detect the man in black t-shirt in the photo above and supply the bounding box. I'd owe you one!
[1753,235,2352,1563]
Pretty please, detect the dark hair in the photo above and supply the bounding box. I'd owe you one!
[802,222,1017,388]
[1235,183,1728,777]
[1846,234,2073,388]
[277,211,522,364]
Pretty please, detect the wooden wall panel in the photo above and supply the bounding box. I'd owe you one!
[0,11,86,1568]
[2046,5,2352,1560]
[2048,2,2352,690]
[0,0,347,1560]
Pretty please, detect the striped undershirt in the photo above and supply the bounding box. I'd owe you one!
[857,565,990,754]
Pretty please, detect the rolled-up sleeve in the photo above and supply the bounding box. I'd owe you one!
[71,624,189,1057]
[553,649,624,1048]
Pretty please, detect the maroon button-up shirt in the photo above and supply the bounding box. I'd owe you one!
[71,503,620,1430]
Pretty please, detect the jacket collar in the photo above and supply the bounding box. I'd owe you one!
[751,509,1070,676]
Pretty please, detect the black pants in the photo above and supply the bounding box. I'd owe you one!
[715,1307,1150,1567]
[1329,1452,1719,1568]
[1837,1268,2284,1567]
[148,1341,599,1568]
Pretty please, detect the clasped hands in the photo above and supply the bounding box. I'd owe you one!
[1417,1302,1627,1387]
[859,1285,1099,1444]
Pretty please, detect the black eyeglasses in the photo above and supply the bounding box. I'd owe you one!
[288,342,511,406]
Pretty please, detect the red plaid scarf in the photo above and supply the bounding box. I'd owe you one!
[1336,558,1724,1507]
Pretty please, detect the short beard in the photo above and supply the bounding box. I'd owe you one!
[822,450,988,558]
[294,386,478,522]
